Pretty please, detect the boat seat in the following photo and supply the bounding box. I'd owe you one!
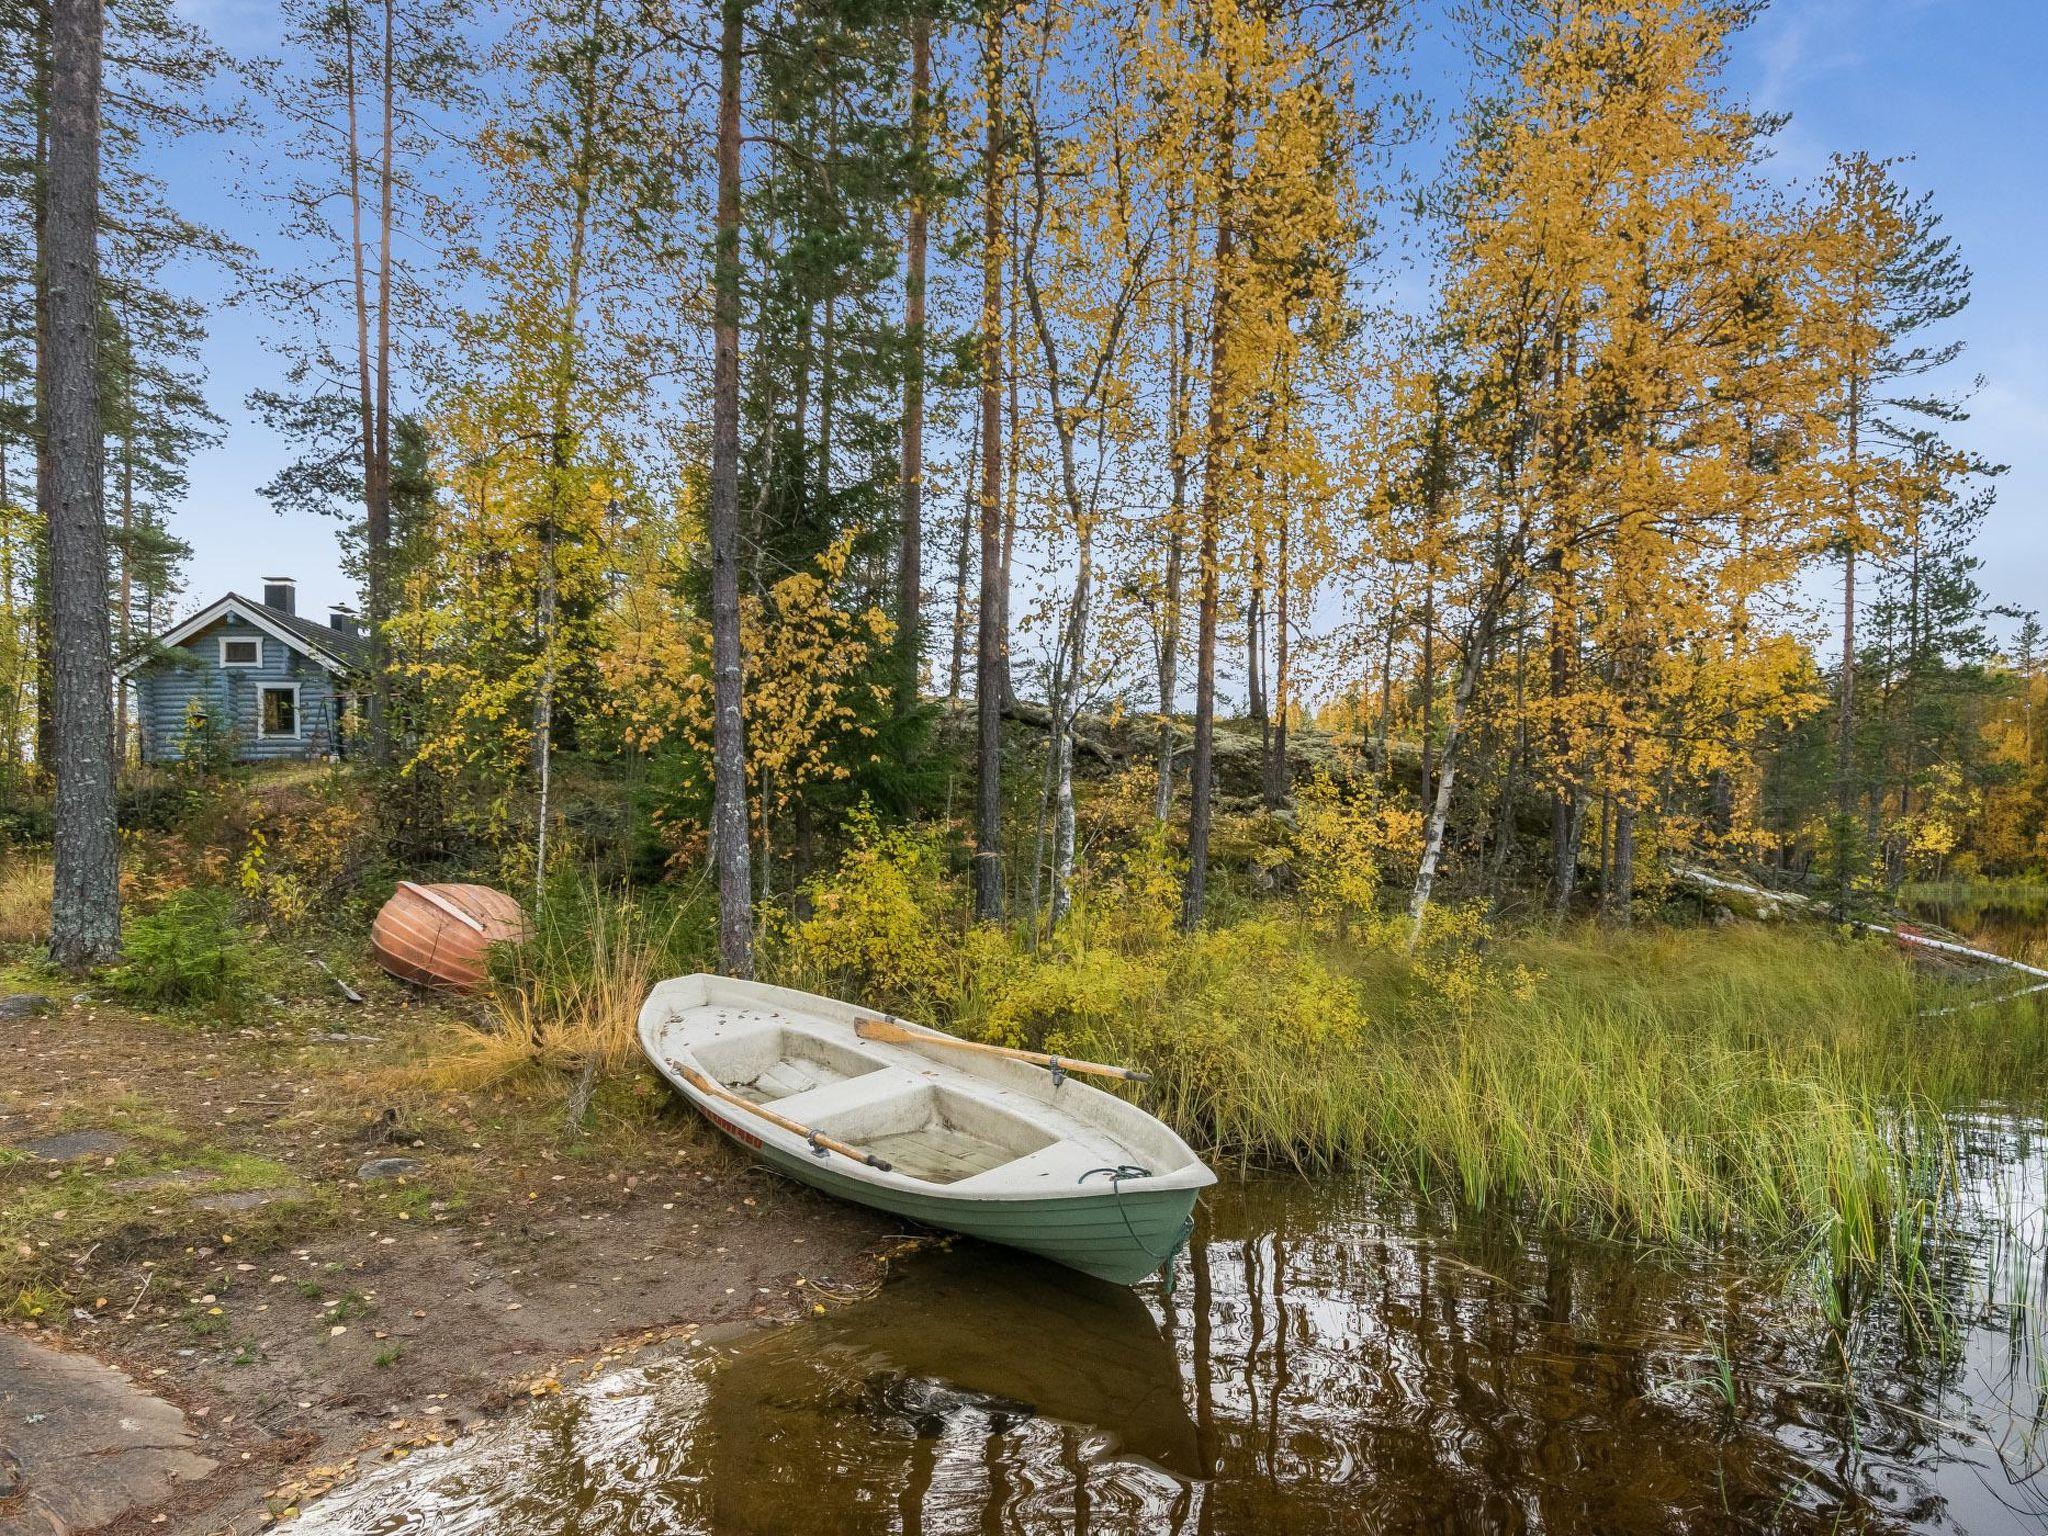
[766,1066,930,1126]
[947,1136,1143,1195]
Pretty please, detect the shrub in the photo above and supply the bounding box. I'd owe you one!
[782,805,965,1015]
[1291,769,1420,936]
[112,888,257,1013]
[236,772,381,927]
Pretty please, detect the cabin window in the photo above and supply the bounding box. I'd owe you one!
[219,636,261,668]
[259,685,299,739]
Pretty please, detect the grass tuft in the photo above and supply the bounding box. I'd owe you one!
[0,854,51,945]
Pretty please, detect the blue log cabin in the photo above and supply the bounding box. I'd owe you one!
[119,577,371,764]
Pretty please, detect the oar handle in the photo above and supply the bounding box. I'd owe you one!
[855,1016,1152,1085]
[670,1061,893,1171]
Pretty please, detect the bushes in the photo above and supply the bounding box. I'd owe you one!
[766,810,2047,1293]
[112,889,256,1013]
[779,806,967,1016]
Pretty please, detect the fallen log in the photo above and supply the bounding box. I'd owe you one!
[1671,866,2048,1011]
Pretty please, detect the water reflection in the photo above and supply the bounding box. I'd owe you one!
[304,1157,2048,1535]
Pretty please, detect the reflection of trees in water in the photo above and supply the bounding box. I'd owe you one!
[1903,896,2048,968]
[1176,1177,2047,1533]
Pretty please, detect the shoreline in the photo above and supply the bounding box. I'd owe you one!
[0,987,898,1533]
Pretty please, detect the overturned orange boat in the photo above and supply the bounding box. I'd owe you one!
[370,881,530,992]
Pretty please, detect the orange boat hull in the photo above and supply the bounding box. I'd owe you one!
[370,881,530,992]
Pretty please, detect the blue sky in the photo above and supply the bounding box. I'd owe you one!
[160,0,2045,637]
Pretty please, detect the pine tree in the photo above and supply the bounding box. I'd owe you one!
[45,0,115,970]
[249,0,472,764]
[1803,150,1977,910]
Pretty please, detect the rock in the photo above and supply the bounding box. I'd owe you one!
[108,1169,221,1195]
[0,993,51,1019]
[20,1130,128,1163]
[358,1156,426,1181]
[0,1331,216,1532]
[192,1187,306,1213]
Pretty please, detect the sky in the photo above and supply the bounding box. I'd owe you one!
[156,0,2046,640]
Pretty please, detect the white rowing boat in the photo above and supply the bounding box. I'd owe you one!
[638,973,1215,1286]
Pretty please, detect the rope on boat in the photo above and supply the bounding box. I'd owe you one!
[1079,1165,1195,1289]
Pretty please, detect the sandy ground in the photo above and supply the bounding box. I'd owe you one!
[0,984,901,1533]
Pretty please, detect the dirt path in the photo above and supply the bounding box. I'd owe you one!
[0,985,897,1533]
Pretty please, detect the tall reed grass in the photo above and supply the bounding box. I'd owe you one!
[411,878,713,1093]
[0,854,51,945]
[1011,924,2046,1282]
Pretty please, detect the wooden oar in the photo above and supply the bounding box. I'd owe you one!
[854,1016,1152,1085]
[668,1060,893,1171]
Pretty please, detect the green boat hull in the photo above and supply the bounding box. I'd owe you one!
[745,1130,1197,1287]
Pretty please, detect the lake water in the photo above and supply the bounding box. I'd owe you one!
[1902,891,2048,973]
[302,897,2048,1534]
[301,1144,2047,1534]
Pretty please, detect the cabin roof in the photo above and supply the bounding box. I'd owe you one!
[117,593,371,678]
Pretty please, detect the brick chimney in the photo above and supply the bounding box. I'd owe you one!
[329,604,359,638]
[262,576,297,615]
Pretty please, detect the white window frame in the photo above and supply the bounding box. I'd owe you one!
[218,634,263,669]
[257,682,302,741]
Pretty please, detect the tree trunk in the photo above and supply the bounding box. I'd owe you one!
[366,0,397,763]
[1547,594,1577,913]
[31,27,54,779]
[532,536,557,894]
[1834,365,1861,915]
[533,4,600,900]
[1406,658,1477,944]
[996,196,1021,711]
[1181,78,1234,932]
[1048,510,1090,926]
[1419,570,1435,812]
[46,0,117,971]
[708,0,754,975]
[116,339,132,762]
[1266,504,1289,809]
[1407,598,1502,945]
[947,430,975,705]
[1154,212,1193,823]
[1154,512,1182,821]
[341,7,385,762]
[1611,798,1635,924]
[894,14,930,715]
[1377,606,1394,778]
[972,11,1005,922]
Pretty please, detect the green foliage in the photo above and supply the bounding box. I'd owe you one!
[111,888,257,1012]
[176,693,242,780]
[1290,769,1421,937]
[415,876,715,1093]
[779,804,967,1017]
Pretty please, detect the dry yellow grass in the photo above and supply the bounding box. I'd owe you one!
[0,855,51,945]
[406,893,670,1093]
